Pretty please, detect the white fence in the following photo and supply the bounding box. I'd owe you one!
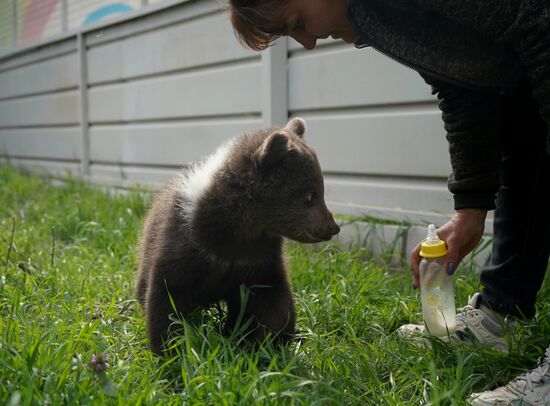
[0,0,494,247]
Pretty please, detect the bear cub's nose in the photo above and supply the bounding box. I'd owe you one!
[321,219,340,240]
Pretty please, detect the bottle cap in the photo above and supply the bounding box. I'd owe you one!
[419,224,447,258]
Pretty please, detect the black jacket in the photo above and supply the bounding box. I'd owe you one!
[347,0,550,210]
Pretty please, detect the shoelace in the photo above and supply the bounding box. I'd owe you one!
[519,365,549,392]
[512,348,550,392]
[456,304,475,319]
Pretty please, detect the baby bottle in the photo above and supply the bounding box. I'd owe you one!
[419,224,456,337]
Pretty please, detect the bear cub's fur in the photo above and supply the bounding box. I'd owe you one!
[136,118,340,354]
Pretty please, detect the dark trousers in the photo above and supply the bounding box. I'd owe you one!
[480,82,550,319]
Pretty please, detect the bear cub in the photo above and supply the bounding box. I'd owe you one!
[136,118,340,354]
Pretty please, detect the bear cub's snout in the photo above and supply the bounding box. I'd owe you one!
[135,117,339,354]
[321,216,341,241]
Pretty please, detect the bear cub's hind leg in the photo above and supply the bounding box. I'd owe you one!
[145,278,194,354]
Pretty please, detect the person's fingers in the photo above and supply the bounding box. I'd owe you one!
[410,243,421,289]
[443,234,461,275]
[446,262,456,275]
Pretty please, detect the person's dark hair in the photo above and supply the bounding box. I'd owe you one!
[228,0,290,51]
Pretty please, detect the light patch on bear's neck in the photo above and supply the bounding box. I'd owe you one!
[177,139,234,221]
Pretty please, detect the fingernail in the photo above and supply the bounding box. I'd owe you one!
[447,263,456,275]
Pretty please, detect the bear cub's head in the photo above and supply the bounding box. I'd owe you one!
[251,117,340,243]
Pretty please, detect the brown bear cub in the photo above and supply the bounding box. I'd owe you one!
[135,118,340,354]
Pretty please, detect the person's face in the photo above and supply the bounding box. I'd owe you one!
[283,0,358,49]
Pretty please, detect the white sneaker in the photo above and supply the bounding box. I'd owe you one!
[398,293,513,352]
[454,292,514,352]
[470,346,550,405]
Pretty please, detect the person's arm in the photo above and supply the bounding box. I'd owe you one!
[415,0,550,153]
[410,77,502,287]
[425,76,503,211]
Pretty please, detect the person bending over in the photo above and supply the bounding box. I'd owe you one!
[227,1,550,404]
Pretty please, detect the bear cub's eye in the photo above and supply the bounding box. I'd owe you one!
[305,192,316,205]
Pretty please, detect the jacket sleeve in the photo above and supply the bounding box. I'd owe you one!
[415,0,550,153]
[421,74,503,210]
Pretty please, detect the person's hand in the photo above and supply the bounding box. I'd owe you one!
[410,208,488,288]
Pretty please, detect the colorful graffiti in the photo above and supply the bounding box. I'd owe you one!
[21,0,59,44]
[83,3,133,25]
[0,0,139,53]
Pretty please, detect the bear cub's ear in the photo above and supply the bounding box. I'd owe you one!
[284,117,306,138]
[256,131,289,169]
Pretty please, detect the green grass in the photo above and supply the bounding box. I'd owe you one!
[0,165,548,405]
